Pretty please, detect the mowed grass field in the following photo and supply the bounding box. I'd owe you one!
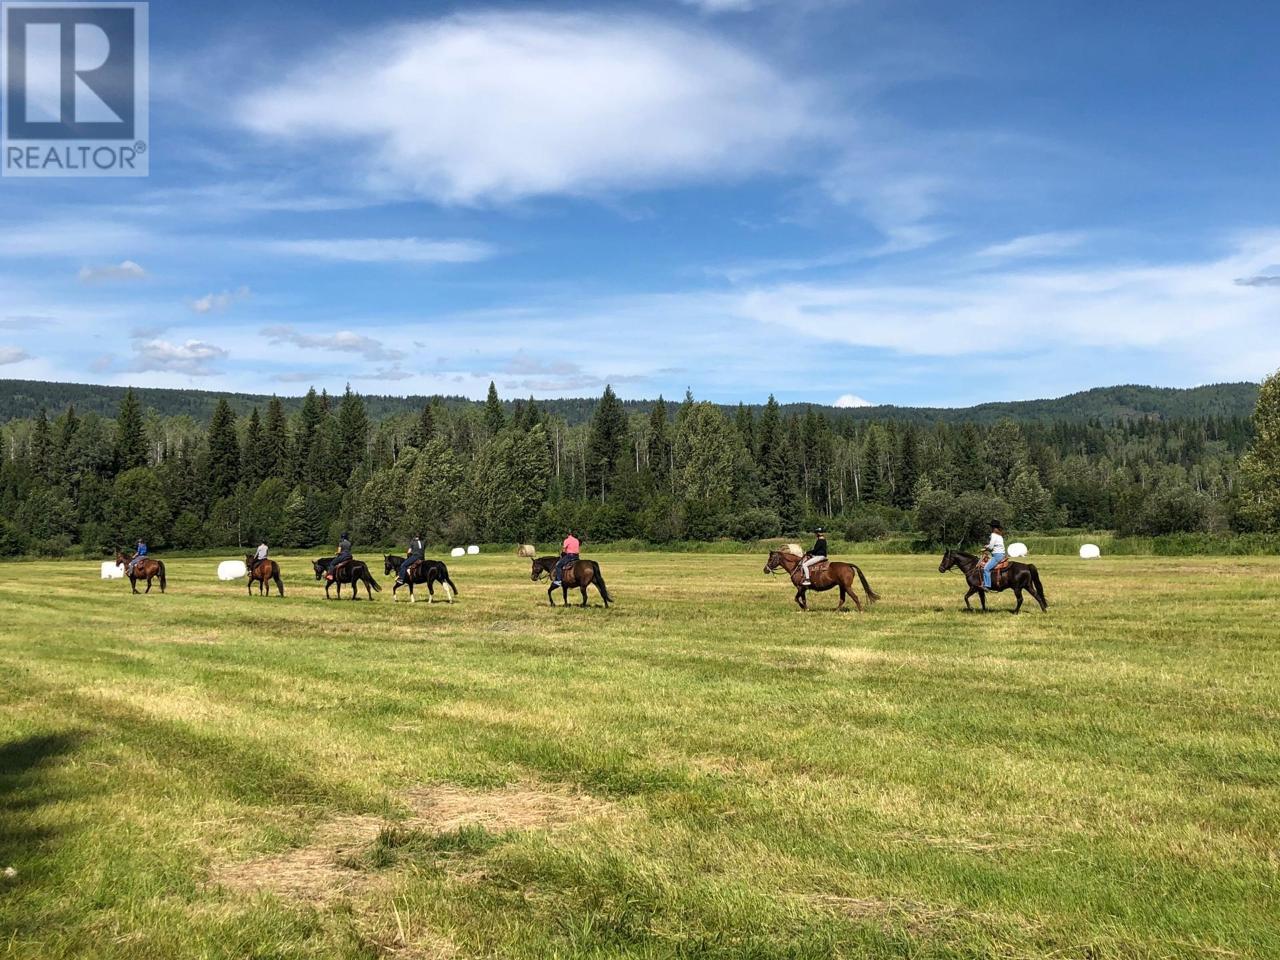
[1,552,1277,960]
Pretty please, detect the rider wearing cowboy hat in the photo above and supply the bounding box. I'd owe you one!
[801,527,828,586]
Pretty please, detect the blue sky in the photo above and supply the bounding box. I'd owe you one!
[1,0,1278,407]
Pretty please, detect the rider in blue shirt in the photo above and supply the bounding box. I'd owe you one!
[128,538,147,573]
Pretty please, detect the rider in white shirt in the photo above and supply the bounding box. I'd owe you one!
[982,521,1006,589]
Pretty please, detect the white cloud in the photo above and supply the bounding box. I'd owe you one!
[977,231,1087,261]
[265,238,494,264]
[190,286,251,313]
[834,393,872,407]
[240,12,822,203]
[77,260,147,282]
[732,233,1280,368]
[263,325,404,362]
[131,339,228,376]
[680,0,757,11]
[0,346,31,365]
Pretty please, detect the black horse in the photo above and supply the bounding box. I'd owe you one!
[312,556,381,600]
[530,556,612,608]
[383,555,459,603]
[938,550,1047,613]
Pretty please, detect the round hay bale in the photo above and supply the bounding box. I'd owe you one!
[218,560,248,580]
[783,543,804,557]
[450,547,465,558]
[1007,541,1028,558]
[100,560,124,579]
[1079,543,1101,560]
[466,545,480,555]
[517,544,536,558]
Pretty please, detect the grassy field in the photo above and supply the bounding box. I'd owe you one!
[1,551,1277,959]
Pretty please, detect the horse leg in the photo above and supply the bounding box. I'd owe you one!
[794,587,807,611]
[1013,587,1024,614]
[844,572,863,612]
[144,575,152,594]
[580,585,588,608]
[547,584,556,607]
[978,588,987,611]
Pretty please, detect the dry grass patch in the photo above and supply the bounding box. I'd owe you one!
[403,780,613,833]
[213,781,613,904]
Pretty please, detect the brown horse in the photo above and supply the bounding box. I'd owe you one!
[763,550,879,612]
[244,554,285,597]
[938,550,1047,613]
[530,556,612,607]
[115,551,166,594]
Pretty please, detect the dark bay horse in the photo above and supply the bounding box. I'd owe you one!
[763,550,878,612]
[312,556,381,600]
[115,551,166,594]
[938,550,1047,613]
[244,554,285,597]
[383,555,458,603]
[530,556,611,607]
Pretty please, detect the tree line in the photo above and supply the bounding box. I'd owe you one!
[1,374,1276,557]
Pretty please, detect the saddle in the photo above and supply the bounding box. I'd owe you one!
[980,551,1012,588]
[796,555,829,582]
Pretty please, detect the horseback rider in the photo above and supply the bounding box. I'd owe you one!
[127,537,148,574]
[398,534,424,585]
[551,531,580,587]
[252,541,269,574]
[800,527,828,586]
[326,532,353,580]
[982,521,1006,590]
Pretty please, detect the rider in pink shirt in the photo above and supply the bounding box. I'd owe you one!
[553,532,581,586]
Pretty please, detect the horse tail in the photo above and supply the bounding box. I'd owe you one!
[590,561,612,605]
[853,564,879,604]
[157,561,167,592]
[1030,566,1047,608]
[367,571,382,593]
[274,567,285,597]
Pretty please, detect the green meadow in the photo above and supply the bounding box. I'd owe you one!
[1,551,1277,959]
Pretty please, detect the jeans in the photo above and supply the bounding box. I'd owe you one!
[982,553,1005,589]
[399,557,419,580]
[328,551,351,574]
[553,553,578,583]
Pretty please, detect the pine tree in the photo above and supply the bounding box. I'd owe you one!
[335,384,369,482]
[114,387,147,471]
[647,396,671,488]
[205,399,240,500]
[263,396,289,480]
[413,400,436,447]
[895,424,920,509]
[29,408,52,482]
[756,395,788,509]
[242,407,266,488]
[483,381,506,435]
[293,388,325,483]
[586,385,628,501]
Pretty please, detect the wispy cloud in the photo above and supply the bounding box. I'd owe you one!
[190,286,251,313]
[240,12,823,203]
[264,237,494,264]
[977,231,1088,261]
[263,325,404,362]
[78,260,147,282]
[1234,273,1280,287]
[0,347,31,365]
[130,339,228,376]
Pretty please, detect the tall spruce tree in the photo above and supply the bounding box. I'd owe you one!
[483,381,506,436]
[114,387,147,472]
[335,385,369,482]
[205,399,240,500]
[585,385,628,501]
[263,396,289,480]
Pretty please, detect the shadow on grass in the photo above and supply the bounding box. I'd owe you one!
[0,730,84,871]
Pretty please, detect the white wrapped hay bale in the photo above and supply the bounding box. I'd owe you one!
[783,543,804,557]
[517,544,536,558]
[218,560,248,580]
[450,547,465,558]
[466,545,480,555]
[1079,543,1101,560]
[1007,542,1028,558]
[101,561,124,579]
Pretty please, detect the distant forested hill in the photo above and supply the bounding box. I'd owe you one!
[0,379,1260,426]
